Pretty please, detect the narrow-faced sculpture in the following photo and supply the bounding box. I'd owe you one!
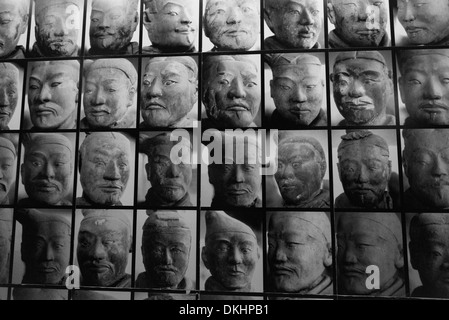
[28,60,79,130]
[397,0,449,46]
[141,57,197,128]
[203,55,260,129]
[0,0,29,58]
[264,0,323,49]
[0,63,20,130]
[0,137,16,205]
[403,129,449,209]
[268,212,332,294]
[269,53,326,127]
[202,211,260,292]
[77,209,132,287]
[78,132,131,206]
[208,133,261,208]
[83,59,137,129]
[409,213,449,298]
[337,212,404,296]
[89,0,139,54]
[337,131,392,209]
[203,0,260,51]
[34,0,81,57]
[20,209,71,285]
[331,51,394,126]
[0,209,13,284]
[143,0,197,53]
[275,135,328,208]
[327,0,389,47]
[21,134,73,206]
[139,210,192,289]
[398,50,449,126]
[141,133,193,207]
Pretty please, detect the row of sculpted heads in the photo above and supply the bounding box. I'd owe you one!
[4,48,449,133]
[0,126,446,211]
[268,48,449,128]
[0,55,259,131]
[0,0,256,58]
[4,0,449,60]
[1,132,133,208]
[4,208,449,299]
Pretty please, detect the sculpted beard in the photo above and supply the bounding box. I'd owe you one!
[38,31,75,56]
[92,20,134,51]
[205,88,253,127]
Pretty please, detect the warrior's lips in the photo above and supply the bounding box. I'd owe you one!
[35,182,59,192]
[144,102,166,110]
[419,103,449,112]
[88,265,110,273]
[225,30,249,37]
[89,110,109,116]
[37,266,57,273]
[227,269,245,276]
[356,30,379,35]
[227,189,248,195]
[341,268,365,276]
[226,104,249,111]
[99,185,122,192]
[289,108,310,114]
[343,103,374,110]
[35,108,55,116]
[272,267,293,275]
[155,266,177,273]
[298,31,314,38]
[406,26,425,34]
[175,27,195,34]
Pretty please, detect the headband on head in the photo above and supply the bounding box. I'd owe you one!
[334,51,387,67]
[24,133,73,156]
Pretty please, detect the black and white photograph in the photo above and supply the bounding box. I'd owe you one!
[0,0,449,305]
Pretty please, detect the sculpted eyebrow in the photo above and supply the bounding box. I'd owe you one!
[161,71,182,78]
[361,71,382,77]
[29,76,42,84]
